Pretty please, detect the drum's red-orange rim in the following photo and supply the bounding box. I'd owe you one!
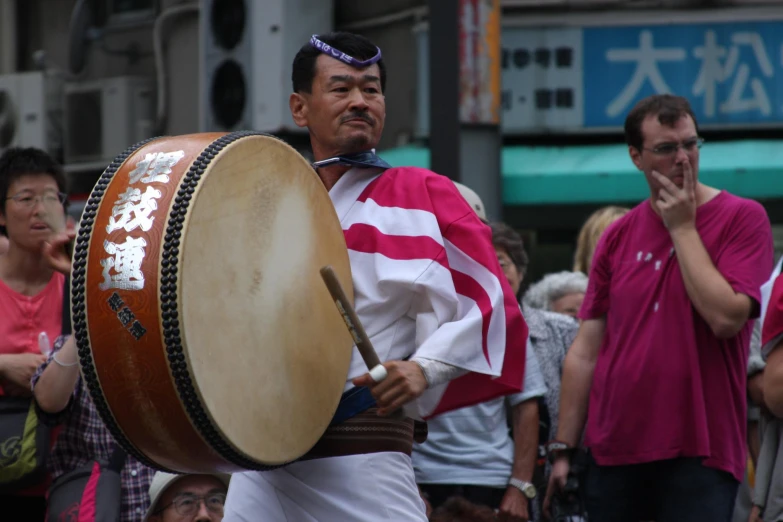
[72,132,305,473]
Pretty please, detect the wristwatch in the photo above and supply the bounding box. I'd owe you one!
[508,478,537,499]
[546,440,575,464]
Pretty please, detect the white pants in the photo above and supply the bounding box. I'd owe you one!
[223,452,428,521]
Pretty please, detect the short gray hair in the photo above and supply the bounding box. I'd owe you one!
[523,271,588,311]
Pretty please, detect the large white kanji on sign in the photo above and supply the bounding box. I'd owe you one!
[605,31,686,118]
[128,150,185,185]
[693,30,726,117]
[693,30,773,117]
[105,186,162,234]
[100,237,148,291]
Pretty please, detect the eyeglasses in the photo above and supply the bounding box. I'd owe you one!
[643,137,704,157]
[6,191,67,209]
[498,258,513,270]
[155,492,226,517]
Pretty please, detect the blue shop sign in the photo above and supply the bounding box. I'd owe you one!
[583,21,783,128]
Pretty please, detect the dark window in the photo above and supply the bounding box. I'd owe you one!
[535,89,552,109]
[534,48,551,68]
[555,47,573,68]
[555,89,574,108]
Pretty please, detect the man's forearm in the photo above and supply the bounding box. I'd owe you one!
[411,357,467,388]
[555,351,596,446]
[511,399,539,482]
[670,226,751,338]
[0,354,9,381]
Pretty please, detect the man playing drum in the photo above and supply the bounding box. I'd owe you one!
[222,32,530,521]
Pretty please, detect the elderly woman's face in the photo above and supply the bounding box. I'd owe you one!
[551,292,584,318]
[495,247,522,295]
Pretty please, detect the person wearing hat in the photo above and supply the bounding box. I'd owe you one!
[453,181,488,221]
[145,472,230,522]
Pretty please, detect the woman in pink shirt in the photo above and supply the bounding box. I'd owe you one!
[0,147,69,518]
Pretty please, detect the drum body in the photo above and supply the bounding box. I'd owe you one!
[70,132,354,473]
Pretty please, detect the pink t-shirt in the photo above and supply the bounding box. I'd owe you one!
[0,270,64,395]
[580,191,773,482]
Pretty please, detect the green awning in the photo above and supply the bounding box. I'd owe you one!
[379,141,783,205]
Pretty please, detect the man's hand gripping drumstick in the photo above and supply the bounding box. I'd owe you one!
[320,266,428,417]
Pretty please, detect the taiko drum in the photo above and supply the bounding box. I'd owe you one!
[70,132,355,473]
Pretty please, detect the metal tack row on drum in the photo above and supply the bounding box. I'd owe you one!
[70,132,356,474]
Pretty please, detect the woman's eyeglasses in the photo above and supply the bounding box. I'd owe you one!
[6,191,68,209]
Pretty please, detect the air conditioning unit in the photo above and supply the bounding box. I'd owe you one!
[199,0,334,133]
[0,72,63,156]
[63,76,154,168]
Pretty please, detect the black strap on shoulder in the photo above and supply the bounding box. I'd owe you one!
[62,276,71,336]
[108,445,128,473]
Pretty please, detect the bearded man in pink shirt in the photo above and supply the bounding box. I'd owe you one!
[543,94,773,522]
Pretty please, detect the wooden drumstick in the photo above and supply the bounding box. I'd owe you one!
[320,266,388,383]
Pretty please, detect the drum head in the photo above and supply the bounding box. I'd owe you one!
[177,135,354,464]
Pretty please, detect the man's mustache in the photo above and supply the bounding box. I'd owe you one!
[341,112,375,125]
